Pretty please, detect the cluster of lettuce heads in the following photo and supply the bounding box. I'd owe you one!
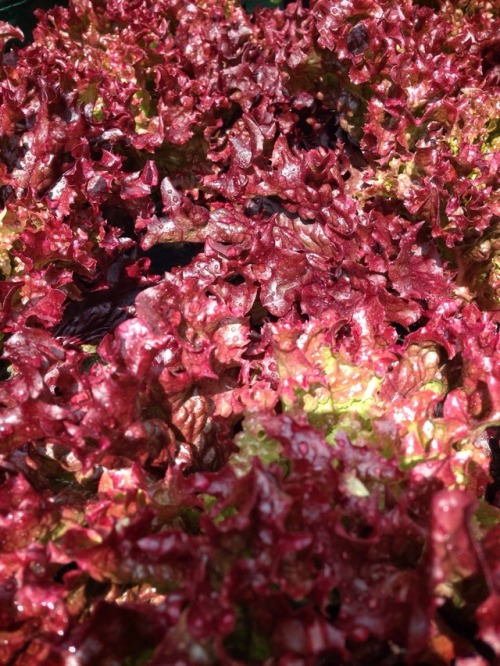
[0,0,499,663]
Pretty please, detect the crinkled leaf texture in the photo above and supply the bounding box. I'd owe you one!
[0,0,499,664]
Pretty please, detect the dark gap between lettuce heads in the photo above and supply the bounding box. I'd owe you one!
[438,599,497,665]
[53,242,204,344]
[242,0,307,12]
[0,0,68,44]
[485,426,500,507]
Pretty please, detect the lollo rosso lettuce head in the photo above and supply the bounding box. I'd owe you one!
[0,0,498,664]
